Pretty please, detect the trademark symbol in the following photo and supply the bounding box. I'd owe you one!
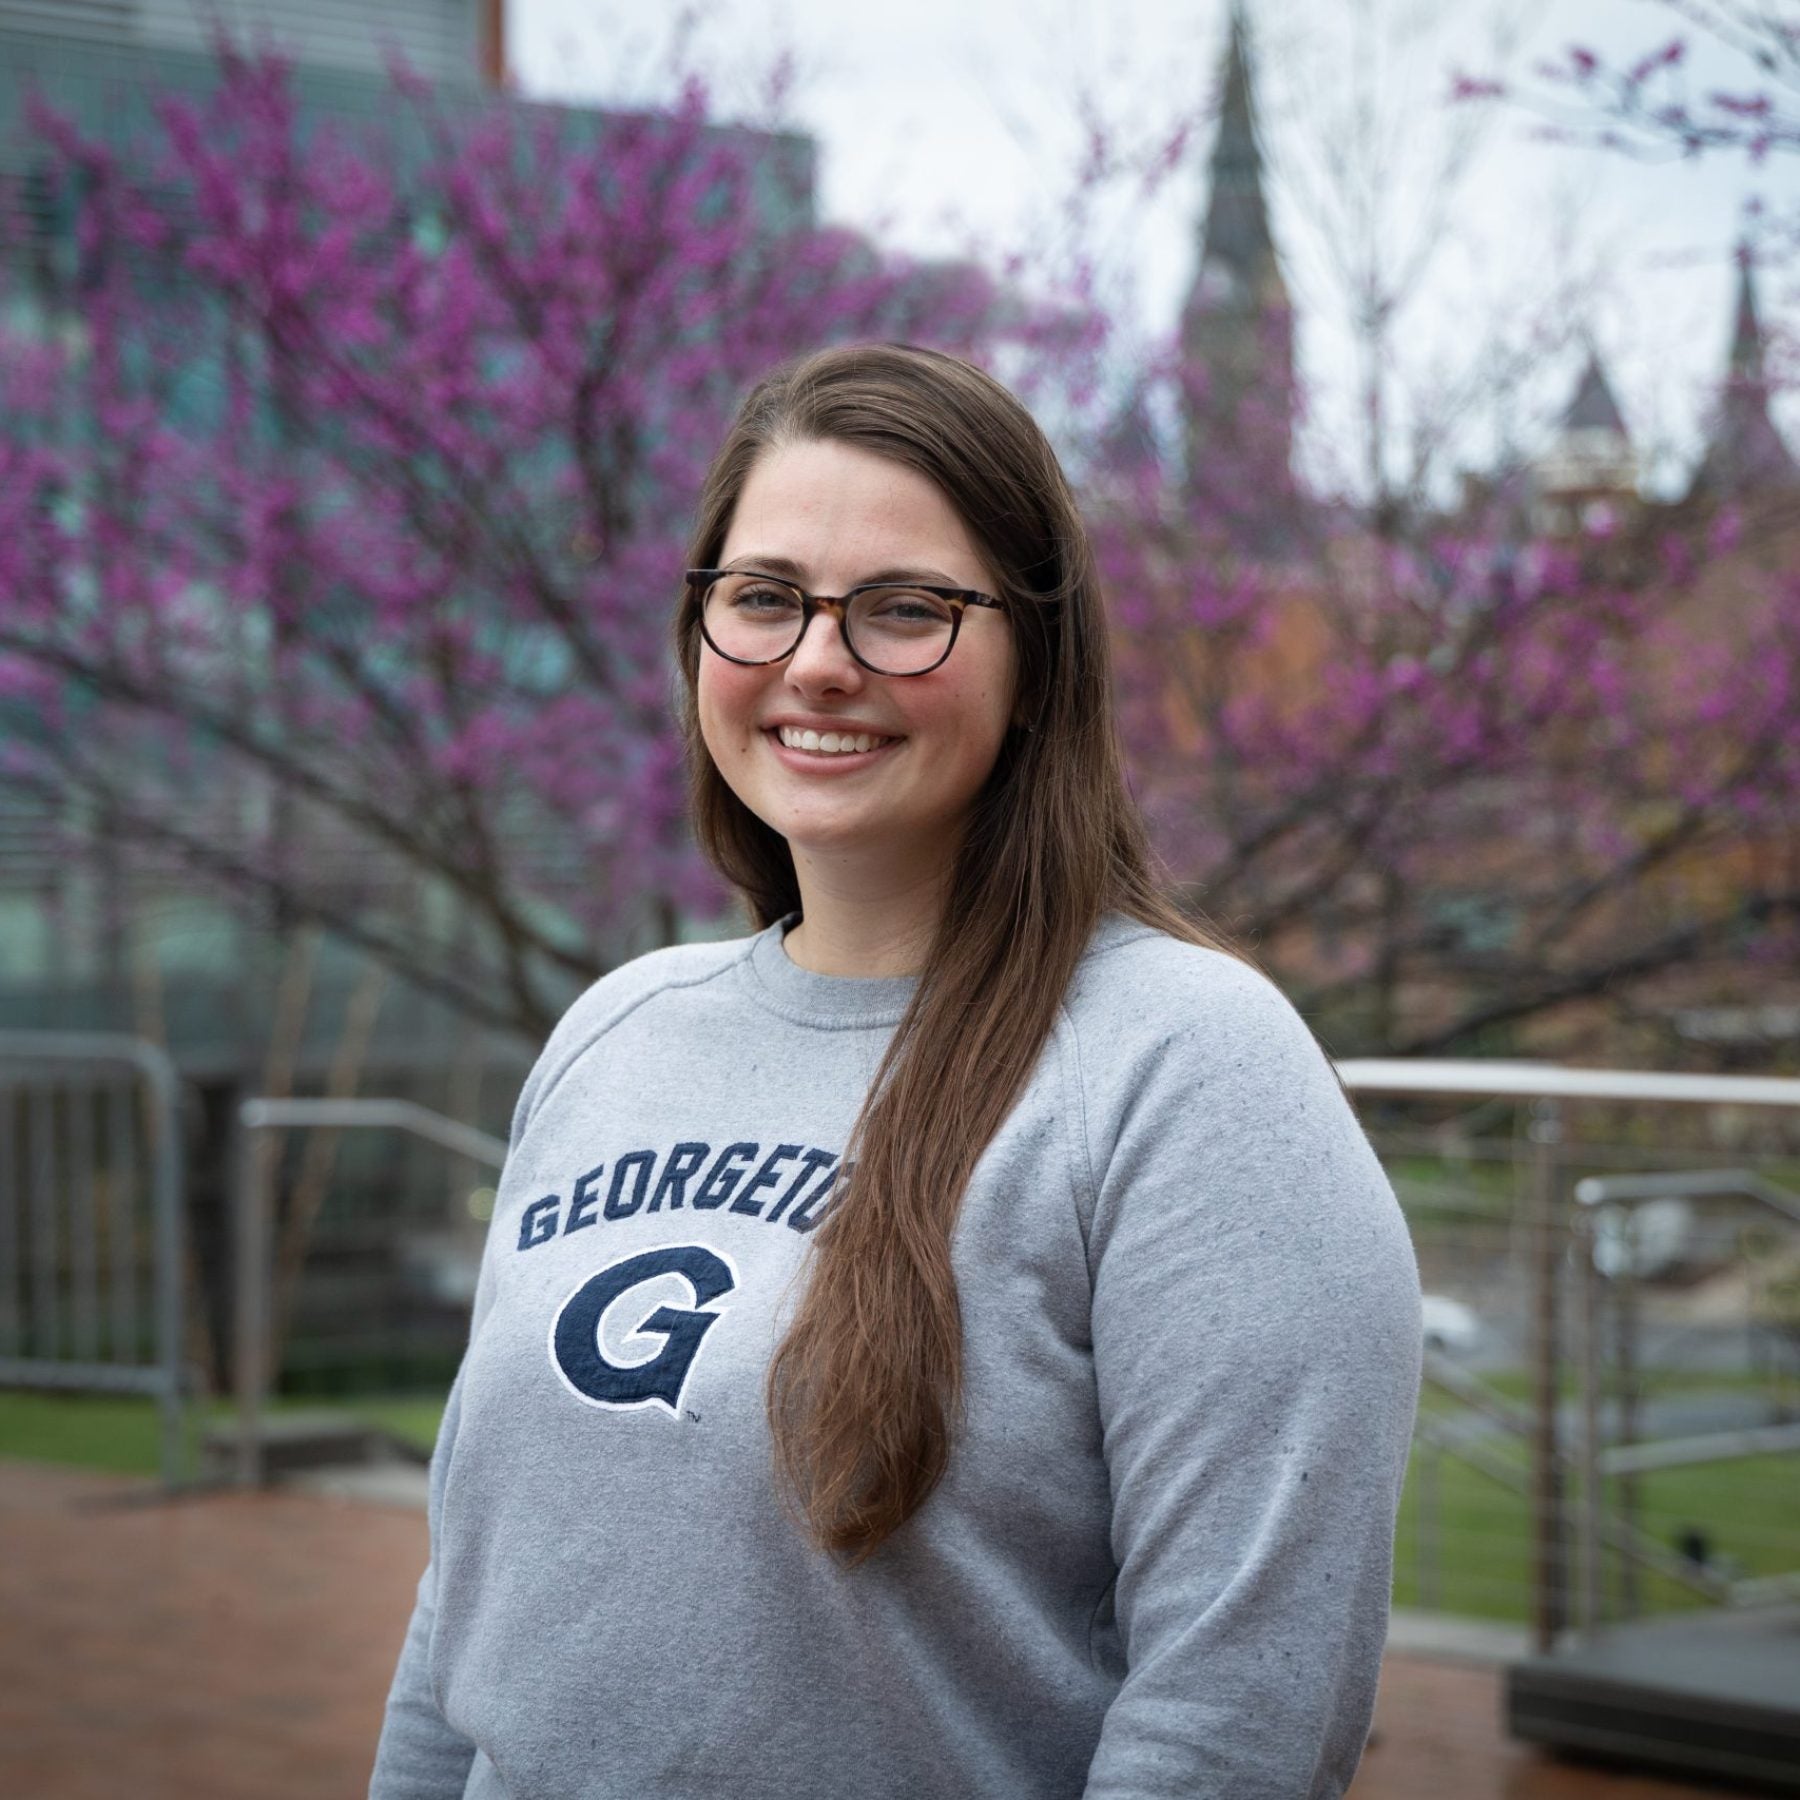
[686,1409,701,1423]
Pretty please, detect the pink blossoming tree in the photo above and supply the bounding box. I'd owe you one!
[1,35,1795,1067]
[0,48,1079,1038]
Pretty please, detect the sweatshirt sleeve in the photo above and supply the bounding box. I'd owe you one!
[368,1067,540,1799]
[1076,951,1421,1799]
[367,1369,477,1798]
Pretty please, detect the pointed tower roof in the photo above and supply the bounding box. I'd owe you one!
[1690,254,1797,498]
[1193,3,1279,301]
[1563,349,1628,436]
[1728,253,1772,384]
[1533,345,1637,521]
[1177,1,1298,529]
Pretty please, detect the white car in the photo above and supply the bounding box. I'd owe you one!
[1420,1293,1481,1354]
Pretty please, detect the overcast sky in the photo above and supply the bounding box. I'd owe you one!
[510,0,1796,499]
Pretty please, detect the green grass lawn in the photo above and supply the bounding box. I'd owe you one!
[1415,1365,1798,1418]
[1384,1154,1519,1224]
[0,1388,446,1476]
[1393,1435,1800,1621]
[6,1383,1795,1629]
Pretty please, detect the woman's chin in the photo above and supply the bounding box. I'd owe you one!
[775,814,895,860]
[767,804,939,871]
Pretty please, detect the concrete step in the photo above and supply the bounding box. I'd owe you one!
[199,1411,430,1482]
[284,1462,431,1508]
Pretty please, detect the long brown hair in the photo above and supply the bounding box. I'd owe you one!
[675,342,1245,1562]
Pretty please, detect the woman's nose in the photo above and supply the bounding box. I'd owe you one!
[785,606,863,691]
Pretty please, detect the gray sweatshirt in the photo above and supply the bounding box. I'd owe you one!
[370,915,1421,1799]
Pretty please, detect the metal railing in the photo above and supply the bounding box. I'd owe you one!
[233,1097,506,1486]
[1340,1058,1800,1653]
[1570,1169,1800,1628]
[223,1060,1800,1658]
[0,1031,190,1485]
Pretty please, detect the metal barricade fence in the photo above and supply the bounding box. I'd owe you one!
[0,1031,190,1485]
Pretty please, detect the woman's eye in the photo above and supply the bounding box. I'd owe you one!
[733,586,801,613]
[864,591,955,626]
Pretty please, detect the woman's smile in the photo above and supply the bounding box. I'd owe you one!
[774,728,892,755]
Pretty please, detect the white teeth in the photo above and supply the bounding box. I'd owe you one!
[777,726,891,755]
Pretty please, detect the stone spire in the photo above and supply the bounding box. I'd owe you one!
[1178,2,1295,528]
[1192,2,1280,308]
[1689,254,1797,499]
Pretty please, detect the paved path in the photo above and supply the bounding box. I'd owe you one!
[0,1462,423,1800]
[0,1459,1733,1799]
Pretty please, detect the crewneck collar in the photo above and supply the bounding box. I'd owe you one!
[743,913,919,1029]
[740,909,1161,1029]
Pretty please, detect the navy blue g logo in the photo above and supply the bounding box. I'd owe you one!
[549,1244,736,1416]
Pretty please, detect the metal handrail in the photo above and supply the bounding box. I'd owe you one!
[240,1098,506,1169]
[1602,1421,1800,1477]
[234,1097,505,1487]
[1574,1169,1800,1225]
[1338,1059,1800,1108]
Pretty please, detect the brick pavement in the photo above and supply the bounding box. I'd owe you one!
[1354,1655,1729,1799]
[0,1458,1735,1800]
[0,1461,421,1800]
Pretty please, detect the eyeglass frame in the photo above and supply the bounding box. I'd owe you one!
[685,567,1007,678]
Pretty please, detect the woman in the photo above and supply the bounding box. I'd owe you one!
[371,343,1421,1799]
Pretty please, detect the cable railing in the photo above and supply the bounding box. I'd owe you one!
[1340,1058,1800,1652]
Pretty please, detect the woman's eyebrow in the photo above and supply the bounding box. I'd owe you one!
[723,554,966,587]
[723,553,807,579]
[860,565,963,588]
